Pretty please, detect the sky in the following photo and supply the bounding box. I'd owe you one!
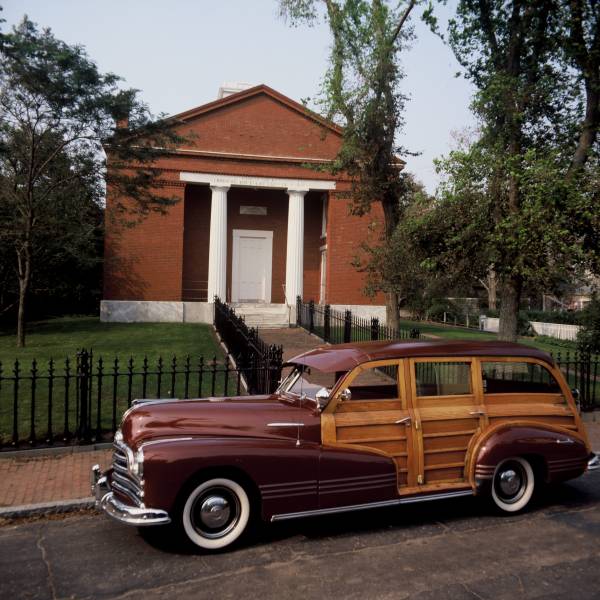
[1,0,476,192]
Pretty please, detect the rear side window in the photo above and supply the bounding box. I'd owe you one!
[348,364,399,400]
[415,362,472,396]
[481,361,561,394]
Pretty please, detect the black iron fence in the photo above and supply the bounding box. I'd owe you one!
[214,297,283,395]
[296,299,599,411]
[0,350,258,449]
[297,298,421,344]
[0,301,283,450]
[551,349,599,411]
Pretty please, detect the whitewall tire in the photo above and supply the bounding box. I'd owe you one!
[491,457,535,513]
[182,477,250,550]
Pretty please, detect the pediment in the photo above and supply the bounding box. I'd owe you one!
[169,85,342,161]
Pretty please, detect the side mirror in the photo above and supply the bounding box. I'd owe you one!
[339,388,352,402]
[315,387,330,412]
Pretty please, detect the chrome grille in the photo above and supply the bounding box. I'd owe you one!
[112,439,144,507]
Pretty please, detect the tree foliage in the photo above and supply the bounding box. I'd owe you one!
[577,295,600,353]
[279,0,425,327]
[418,1,600,341]
[0,17,184,346]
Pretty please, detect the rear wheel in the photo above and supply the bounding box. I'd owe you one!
[491,457,535,513]
[182,477,250,550]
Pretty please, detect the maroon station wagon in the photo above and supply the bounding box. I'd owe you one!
[92,340,599,550]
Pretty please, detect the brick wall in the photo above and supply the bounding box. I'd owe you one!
[303,192,325,302]
[104,183,185,301]
[182,185,211,300]
[325,192,386,306]
[104,88,386,307]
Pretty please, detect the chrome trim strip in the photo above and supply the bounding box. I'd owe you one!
[113,440,134,470]
[267,422,305,428]
[112,462,130,476]
[270,489,474,522]
[262,484,317,495]
[111,480,143,507]
[320,473,398,484]
[132,398,181,407]
[319,482,397,495]
[587,453,600,471]
[262,490,318,500]
[140,437,193,448]
[112,470,143,496]
[260,479,318,490]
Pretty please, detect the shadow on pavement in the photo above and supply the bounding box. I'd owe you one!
[137,474,600,555]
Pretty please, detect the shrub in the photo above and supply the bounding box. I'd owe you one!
[577,296,600,353]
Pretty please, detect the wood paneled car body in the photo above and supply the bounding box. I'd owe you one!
[92,340,599,550]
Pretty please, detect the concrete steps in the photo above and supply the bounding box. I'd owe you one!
[229,303,290,328]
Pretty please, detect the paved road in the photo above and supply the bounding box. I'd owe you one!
[3,473,600,600]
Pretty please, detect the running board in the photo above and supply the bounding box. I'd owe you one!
[270,489,474,522]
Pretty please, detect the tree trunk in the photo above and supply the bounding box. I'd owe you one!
[16,234,32,348]
[488,285,497,310]
[386,291,400,331]
[498,276,522,342]
[487,267,497,310]
[16,278,28,347]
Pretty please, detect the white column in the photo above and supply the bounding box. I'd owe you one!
[285,188,307,305]
[207,184,229,301]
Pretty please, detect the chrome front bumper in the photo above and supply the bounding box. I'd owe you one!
[91,464,171,526]
[588,453,600,472]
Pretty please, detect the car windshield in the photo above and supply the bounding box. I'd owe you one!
[277,365,343,400]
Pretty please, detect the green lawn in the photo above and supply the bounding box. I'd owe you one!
[0,316,224,366]
[399,319,579,356]
[0,317,235,447]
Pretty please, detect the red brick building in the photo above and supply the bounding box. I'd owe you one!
[102,84,386,324]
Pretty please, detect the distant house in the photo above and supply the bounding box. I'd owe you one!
[102,84,387,325]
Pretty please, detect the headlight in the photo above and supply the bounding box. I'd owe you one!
[130,447,144,478]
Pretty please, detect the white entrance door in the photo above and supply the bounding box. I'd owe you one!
[232,230,273,303]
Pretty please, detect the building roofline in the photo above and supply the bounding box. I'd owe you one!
[168,84,343,136]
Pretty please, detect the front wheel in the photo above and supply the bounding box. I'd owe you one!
[182,477,251,550]
[491,457,535,513]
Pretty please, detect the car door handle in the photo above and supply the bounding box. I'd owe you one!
[395,416,412,425]
[469,410,486,416]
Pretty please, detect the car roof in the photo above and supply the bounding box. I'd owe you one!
[287,339,554,373]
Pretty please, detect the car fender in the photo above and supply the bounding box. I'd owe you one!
[140,436,320,521]
[469,422,588,489]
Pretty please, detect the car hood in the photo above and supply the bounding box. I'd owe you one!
[120,394,321,448]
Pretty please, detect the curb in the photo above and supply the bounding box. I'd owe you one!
[0,443,112,459]
[0,497,95,520]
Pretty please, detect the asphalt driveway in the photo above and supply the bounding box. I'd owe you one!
[3,472,600,600]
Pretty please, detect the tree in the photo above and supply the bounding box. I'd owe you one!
[432,1,600,341]
[0,17,183,346]
[359,174,452,317]
[0,137,103,324]
[279,0,426,329]
[577,294,600,353]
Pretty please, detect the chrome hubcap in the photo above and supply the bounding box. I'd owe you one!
[495,461,526,504]
[200,495,231,529]
[191,486,241,539]
[499,469,520,496]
